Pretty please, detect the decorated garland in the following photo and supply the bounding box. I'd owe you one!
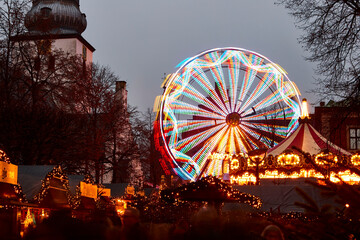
[33,165,72,206]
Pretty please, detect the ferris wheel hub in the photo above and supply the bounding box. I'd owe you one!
[226,112,241,127]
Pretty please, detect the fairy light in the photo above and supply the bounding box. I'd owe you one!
[161,176,262,209]
[115,199,127,216]
[315,152,338,165]
[230,159,240,170]
[277,153,300,166]
[351,154,360,166]
[34,166,72,205]
[248,156,265,167]
[0,150,10,163]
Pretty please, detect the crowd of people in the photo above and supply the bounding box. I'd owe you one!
[24,206,286,240]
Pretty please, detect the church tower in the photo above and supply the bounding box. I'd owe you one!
[14,0,95,64]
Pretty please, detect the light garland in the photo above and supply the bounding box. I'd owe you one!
[351,154,360,166]
[0,150,10,163]
[34,165,72,206]
[161,176,262,209]
[277,153,300,166]
[72,174,98,210]
[315,152,338,165]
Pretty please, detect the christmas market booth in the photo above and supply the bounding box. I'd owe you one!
[0,150,32,239]
[18,165,71,210]
[17,165,73,235]
[69,174,99,220]
[104,183,140,216]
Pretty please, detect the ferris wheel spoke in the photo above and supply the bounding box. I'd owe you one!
[233,127,251,152]
[191,126,229,174]
[204,52,231,112]
[180,80,228,116]
[215,127,231,153]
[234,54,264,112]
[248,88,284,115]
[238,125,265,149]
[228,127,236,154]
[174,123,226,154]
[240,123,280,148]
[239,72,277,114]
[235,127,255,152]
[191,66,228,112]
[169,99,224,120]
[228,55,241,112]
[241,120,289,139]
[163,119,219,137]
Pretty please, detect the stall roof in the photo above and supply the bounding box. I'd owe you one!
[18,165,55,200]
[103,183,128,198]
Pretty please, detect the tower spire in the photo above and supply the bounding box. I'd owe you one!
[25,0,87,35]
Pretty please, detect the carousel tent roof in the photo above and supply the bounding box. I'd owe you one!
[18,165,55,200]
[267,120,351,156]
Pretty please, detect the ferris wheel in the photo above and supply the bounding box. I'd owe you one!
[157,48,302,181]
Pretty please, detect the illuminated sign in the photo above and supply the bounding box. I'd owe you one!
[80,182,97,199]
[0,162,18,185]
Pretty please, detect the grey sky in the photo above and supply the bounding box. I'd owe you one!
[81,0,317,113]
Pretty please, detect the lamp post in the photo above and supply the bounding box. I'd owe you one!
[248,149,267,185]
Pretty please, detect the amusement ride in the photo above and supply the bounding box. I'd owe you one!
[154,48,304,181]
[154,47,360,185]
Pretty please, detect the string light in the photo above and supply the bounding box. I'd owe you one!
[161,176,262,209]
[34,165,72,206]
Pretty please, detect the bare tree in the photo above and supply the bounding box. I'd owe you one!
[277,0,360,103]
[0,0,86,166]
[131,108,163,186]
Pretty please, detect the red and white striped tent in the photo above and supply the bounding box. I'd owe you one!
[267,120,351,156]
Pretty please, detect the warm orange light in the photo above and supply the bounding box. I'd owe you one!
[301,98,309,119]
[230,159,239,170]
[345,204,350,208]
[277,153,300,166]
[230,173,257,185]
[248,156,265,167]
[115,199,127,216]
[351,154,360,166]
[230,169,360,185]
[315,153,338,165]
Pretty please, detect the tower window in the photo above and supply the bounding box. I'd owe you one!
[82,45,87,61]
[349,128,360,150]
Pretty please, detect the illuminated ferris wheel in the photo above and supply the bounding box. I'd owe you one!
[157,48,302,181]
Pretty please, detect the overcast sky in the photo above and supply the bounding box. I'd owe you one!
[81,0,318,113]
